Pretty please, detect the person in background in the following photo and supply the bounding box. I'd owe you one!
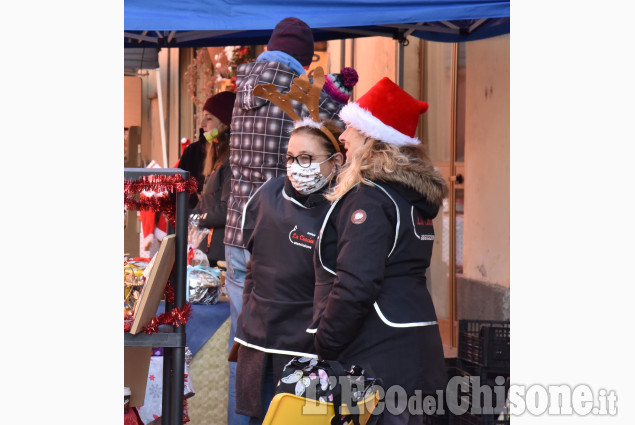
[190,91,236,267]
[223,17,345,425]
[233,119,344,425]
[310,77,449,425]
[178,99,223,209]
[322,67,358,107]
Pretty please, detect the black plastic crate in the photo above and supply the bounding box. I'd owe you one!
[449,412,509,425]
[445,359,508,416]
[422,412,449,425]
[458,320,510,371]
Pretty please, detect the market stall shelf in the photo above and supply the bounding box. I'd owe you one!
[124,167,192,425]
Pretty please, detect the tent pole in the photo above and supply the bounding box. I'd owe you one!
[398,40,404,88]
[449,42,459,347]
[157,68,168,168]
[340,39,345,70]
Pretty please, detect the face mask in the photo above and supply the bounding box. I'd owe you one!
[287,155,335,195]
[203,127,219,142]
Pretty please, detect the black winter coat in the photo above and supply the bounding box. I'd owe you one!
[192,157,231,266]
[178,130,206,209]
[235,177,331,357]
[310,162,449,397]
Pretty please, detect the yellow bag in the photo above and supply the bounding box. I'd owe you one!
[262,391,380,425]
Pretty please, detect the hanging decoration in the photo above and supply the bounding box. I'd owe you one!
[184,47,215,114]
[214,45,253,92]
[184,45,253,137]
[124,280,192,333]
[124,174,198,226]
[141,302,192,334]
[124,174,198,195]
[164,281,175,304]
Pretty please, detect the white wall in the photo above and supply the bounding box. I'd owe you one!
[349,37,397,101]
[463,34,510,288]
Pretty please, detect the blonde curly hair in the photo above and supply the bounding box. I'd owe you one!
[326,138,432,202]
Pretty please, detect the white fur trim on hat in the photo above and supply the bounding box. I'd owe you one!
[293,117,322,130]
[339,102,421,147]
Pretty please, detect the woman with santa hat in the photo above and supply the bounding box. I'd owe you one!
[309,77,449,424]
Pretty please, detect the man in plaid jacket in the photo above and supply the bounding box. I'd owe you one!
[223,17,345,424]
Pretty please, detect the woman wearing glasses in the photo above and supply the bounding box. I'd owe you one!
[233,119,344,424]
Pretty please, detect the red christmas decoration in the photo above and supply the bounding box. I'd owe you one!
[124,176,195,334]
[164,281,175,304]
[124,175,198,226]
[124,174,198,196]
[141,303,192,334]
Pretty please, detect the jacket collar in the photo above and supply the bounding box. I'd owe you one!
[257,50,306,76]
[283,177,329,208]
[362,157,448,207]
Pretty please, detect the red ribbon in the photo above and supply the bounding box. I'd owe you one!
[124,174,198,196]
[140,302,192,334]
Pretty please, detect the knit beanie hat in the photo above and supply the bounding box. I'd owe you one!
[203,91,237,126]
[338,77,429,147]
[323,67,359,104]
[267,17,314,66]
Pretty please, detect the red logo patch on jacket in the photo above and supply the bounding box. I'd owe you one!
[288,225,316,250]
[351,209,367,224]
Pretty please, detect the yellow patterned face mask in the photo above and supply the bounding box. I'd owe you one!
[203,128,219,142]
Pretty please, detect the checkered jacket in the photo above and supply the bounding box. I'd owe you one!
[224,60,344,248]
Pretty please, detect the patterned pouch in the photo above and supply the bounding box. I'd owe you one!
[275,356,379,425]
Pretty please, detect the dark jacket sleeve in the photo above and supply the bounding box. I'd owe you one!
[177,140,206,209]
[243,254,255,308]
[314,186,398,360]
[198,160,231,229]
[241,189,264,307]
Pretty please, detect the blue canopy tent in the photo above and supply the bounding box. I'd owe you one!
[124,0,510,48]
[124,0,510,183]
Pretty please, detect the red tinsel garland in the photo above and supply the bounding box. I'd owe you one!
[164,281,175,304]
[124,174,198,196]
[141,302,192,334]
[183,399,190,423]
[123,282,186,333]
[140,279,189,334]
[124,193,172,211]
[124,174,198,226]
[124,194,177,226]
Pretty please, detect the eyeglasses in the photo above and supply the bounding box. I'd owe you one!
[282,153,332,168]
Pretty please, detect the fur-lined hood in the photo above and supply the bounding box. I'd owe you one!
[363,158,448,207]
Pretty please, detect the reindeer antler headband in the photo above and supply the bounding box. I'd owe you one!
[252,66,341,152]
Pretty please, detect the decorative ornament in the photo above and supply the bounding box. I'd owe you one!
[164,281,175,304]
[124,174,198,196]
[141,303,192,334]
[253,66,340,153]
[124,261,147,319]
[124,175,198,226]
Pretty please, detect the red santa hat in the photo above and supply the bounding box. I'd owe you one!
[338,77,429,147]
[137,160,168,250]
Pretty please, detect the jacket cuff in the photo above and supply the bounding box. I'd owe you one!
[315,336,340,361]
